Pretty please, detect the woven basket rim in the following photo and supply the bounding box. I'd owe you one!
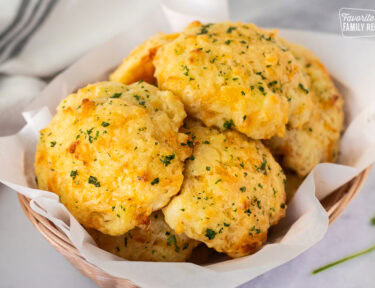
[18,165,372,287]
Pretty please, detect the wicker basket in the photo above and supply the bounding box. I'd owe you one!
[18,166,371,288]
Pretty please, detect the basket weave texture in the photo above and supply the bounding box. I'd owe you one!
[18,166,371,288]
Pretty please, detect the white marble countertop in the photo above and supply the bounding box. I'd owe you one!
[1,0,374,287]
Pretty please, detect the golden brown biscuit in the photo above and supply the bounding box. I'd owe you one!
[154,21,312,139]
[109,33,179,85]
[35,82,191,236]
[284,171,304,201]
[58,81,186,132]
[89,211,199,262]
[163,119,286,258]
[265,42,344,176]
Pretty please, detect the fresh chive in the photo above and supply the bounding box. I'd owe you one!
[313,244,375,274]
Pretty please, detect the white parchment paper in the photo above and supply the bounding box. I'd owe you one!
[0,5,375,288]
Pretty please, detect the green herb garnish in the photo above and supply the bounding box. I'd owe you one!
[151,178,159,185]
[160,154,175,166]
[313,244,375,274]
[70,170,78,180]
[223,119,235,129]
[167,235,180,252]
[299,83,309,94]
[88,176,100,187]
[197,23,212,35]
[187,140,194,148]
[226,26,237,33]
[205,229,217,240]
[110,93,122,98]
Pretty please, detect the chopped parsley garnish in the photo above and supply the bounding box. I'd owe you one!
[167,235,180,252]
[206,166,211,171]
[182,65,190,76]
[261,34,272,41]
[50,141,56,147]
[101,122,110,127]
[187,140,194,148]
[258,86,266,95]
[160,154,175,166]
[299,83,309,94]
[240,186,246,192]
[88,176,100,187]
[110,93,122,98]
[223,119,235,129]
[203,140,210,144]
[151,178,159,185]
[88,130,99,143]
[205,228,217,240]
[224,39,232,45]
[226,26,237,33]
[215,179,222,184]
[70,170,78,180]
[241,90,245,96]
[255,71,266,80]
[197,23,212,35]
[133,94,146,106]
[210,56,218,63]
[268,80,278,87]
[258,158,268,175]
[371,217,375,226]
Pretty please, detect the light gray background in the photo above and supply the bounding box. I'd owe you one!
[1,0,375,287]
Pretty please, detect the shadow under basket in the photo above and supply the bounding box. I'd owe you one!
[18,166,372,288]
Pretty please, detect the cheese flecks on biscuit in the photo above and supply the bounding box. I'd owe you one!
[154,22,313,139]
[163,119,286,258]
[89,211,199,262]
[265,41,344,176]
[35,82,191,236]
